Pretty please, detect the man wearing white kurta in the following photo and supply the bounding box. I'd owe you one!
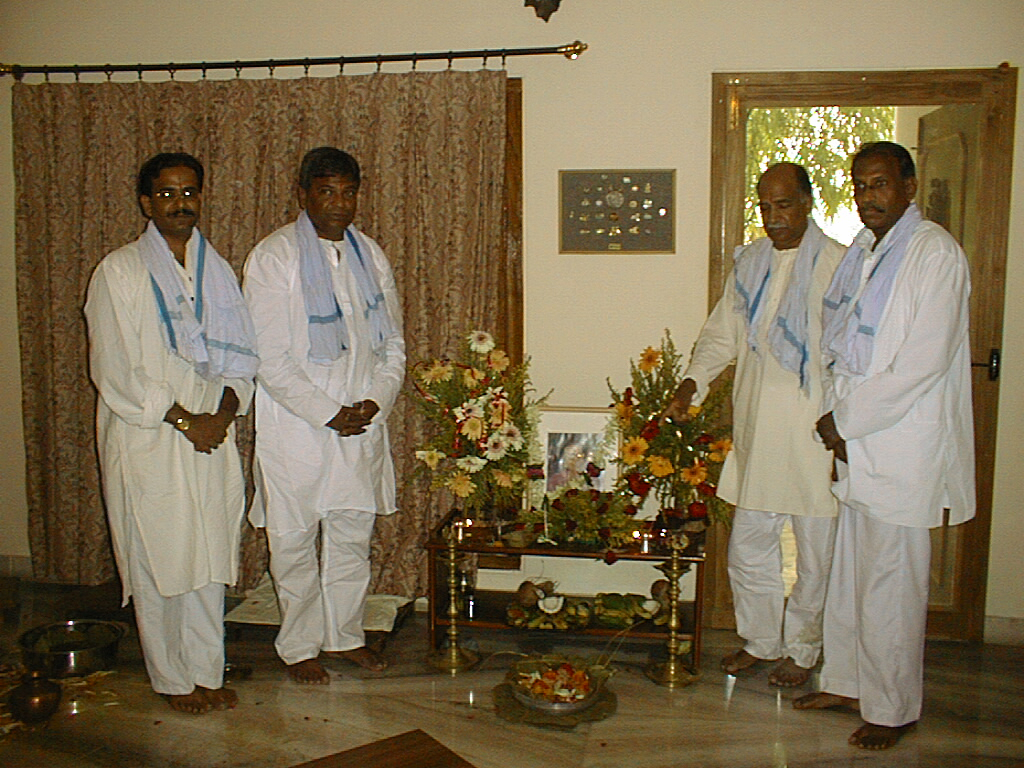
[85,153,258,714]
[796,142,975,751]
[663,163,843,687]
[244,147,405,684]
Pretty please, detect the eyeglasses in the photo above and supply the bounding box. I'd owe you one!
[153,188,200,200]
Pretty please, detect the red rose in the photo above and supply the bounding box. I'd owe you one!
[695,433,714,445]
[596,502,610,516]
[552,499,565,511]
[663,507,684,519]
[598,527,612,540]
[566,488,580,498]
[586,462,603,478]
[623,504,639,517]
[533,522,547,533]
[526,464,545,480]
[565,519,578,532]
[640,418,660,441]
[626,473,652,498]
[603,550,619,565]
[688,501,708,519]
[514,522,526,531]
[696,482,716,497]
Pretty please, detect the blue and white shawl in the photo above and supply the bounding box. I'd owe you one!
[295,210,396,363]
[140,221,259,381]
[821,203,923,377]
[732,218,828,395]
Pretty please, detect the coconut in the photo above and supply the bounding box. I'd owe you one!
[537,595,565,615]
[516,581,543,608]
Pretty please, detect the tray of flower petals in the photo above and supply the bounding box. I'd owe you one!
[506,655,611,715]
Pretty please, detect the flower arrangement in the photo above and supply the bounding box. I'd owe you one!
[607,331,733,527]
[412,330,545,520]
[519,480,640,553]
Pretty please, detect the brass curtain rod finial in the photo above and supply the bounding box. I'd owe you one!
[558,40,587,60]
[0,63,15,77]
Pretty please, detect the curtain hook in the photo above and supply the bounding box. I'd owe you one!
[73,65,80,82]
[303,58,311,77]
[105,67,113,82]
[44,66,51,83]
[411,53,418,71]
[375,54,383,73]
[339,57,345,74]
[501,51,508,69]
[447,52,454,70]
[268,63,276,78]
[234,61,242,78]
[168,64,177,81]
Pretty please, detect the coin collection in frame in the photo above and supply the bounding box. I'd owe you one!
[559,169,675,253]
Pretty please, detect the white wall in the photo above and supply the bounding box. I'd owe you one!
[1,1,1021,626]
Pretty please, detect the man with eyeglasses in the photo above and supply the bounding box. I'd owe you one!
[85,152,258,714]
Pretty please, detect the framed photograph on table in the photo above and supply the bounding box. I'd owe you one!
[538,406,618,495]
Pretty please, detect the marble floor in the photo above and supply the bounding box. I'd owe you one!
[1,580,1022,768]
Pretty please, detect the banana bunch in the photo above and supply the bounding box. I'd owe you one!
[593,593,660,629]
[506,595,592,630]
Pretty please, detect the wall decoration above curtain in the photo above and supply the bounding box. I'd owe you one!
[12,68,520,598]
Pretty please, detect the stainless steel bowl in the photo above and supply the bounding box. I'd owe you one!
[506,655,611,714]
[19,619,126,678]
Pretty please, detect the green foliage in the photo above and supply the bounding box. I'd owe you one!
[745,106,895,241]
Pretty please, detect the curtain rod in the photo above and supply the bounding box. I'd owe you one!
[0,41,587,81]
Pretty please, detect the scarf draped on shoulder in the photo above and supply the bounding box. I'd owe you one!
[296,210,396,364]
[821,203,923,377]
[732,218,828,395]
[140,221,259,381]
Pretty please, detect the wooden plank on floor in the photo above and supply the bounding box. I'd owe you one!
[289,729,477,768]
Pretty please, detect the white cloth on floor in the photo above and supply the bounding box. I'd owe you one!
[818,503,930,727]
[728,508,837,668]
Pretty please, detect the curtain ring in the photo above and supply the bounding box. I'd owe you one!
[447,52,453,70]
[234,61,242,78]
[339,57,345,74]
[168,64,177,81]
[43,66,50,83]
[73,66,80,82]
[268,64,275,78]
[411,53,418,71]
[303,59,311,77]
[375,55,382,73]
[501,51,508,69]
[201,63,208,79]
[136,65,143,81]
[104,67,113,82]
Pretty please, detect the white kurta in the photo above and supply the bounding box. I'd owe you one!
[84,234,254,602]
[827,221,975,528]
[684,235,845,517]
[242,223,406,528]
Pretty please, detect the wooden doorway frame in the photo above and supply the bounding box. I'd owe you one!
[704,65,1017,641]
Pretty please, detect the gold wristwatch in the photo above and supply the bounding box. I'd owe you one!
[173,416,191,432]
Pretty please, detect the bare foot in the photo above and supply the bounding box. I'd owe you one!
[163,689,212,714]
[849,722,915,749]
[286,658,331,684]
[768,657,812,687]
[720,649,777,675]
[198,686,238,710]
[793,691,860,711]
[326,646,388,671]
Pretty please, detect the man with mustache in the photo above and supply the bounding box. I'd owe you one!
[663,162,844,687]
[795,142,975,750]
[85,153,258,714]
[244,147,405,684]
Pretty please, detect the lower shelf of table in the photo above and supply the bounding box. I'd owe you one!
[429,589,697,647]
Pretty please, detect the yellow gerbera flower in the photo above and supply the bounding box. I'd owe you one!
[648,455,674,478]
[614,401,634,423]
[415,449,445,470]
[492,469,515,488]
[447,474,475,498]
[460,417,484,440]
[709,438,732,462]
[487,349,510,372]
[622,437,649,465]
[680,460,708,484]
[462,367,486,387]
[419,360,453,384]
[638,346,661,373]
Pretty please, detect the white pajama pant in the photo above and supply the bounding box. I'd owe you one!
[728,507,837,669]
[267,508,376,665]
[819,503,931,727]
[125,515,226,696]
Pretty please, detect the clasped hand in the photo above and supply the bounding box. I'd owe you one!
[326,400,380,436]
[184,411,233,454]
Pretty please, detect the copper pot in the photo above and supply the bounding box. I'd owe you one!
[6,671,62,724]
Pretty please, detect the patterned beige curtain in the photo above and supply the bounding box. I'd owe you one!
[12,69,517,597]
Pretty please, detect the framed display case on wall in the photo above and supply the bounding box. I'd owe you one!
[559,169,675,253]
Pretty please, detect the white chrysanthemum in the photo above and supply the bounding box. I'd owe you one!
[484,433,509,461]
[454,400,485,421]
[456,455,488,474]
[499,422,524,450]
[467,330,495,354]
